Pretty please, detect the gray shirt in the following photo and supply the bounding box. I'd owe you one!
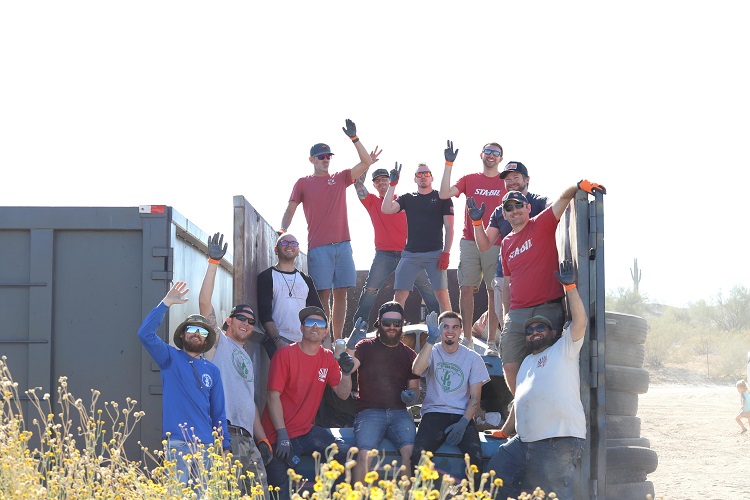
[422,343,490,416]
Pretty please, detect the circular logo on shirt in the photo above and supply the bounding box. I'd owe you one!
[232,348,253,382]
[434,361,465,393]
[201,373,214,388]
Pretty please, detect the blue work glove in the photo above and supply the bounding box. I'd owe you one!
[275,428,292,462]
[425,311,442,345]
[401,389,418,405]
[346,317,368,350]
[338,352,355,375]
[444,417,470,446]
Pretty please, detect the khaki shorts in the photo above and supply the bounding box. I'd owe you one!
[457,239,500,289]
[500,300,565,364]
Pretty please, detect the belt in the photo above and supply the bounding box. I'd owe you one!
[532,297,563,308]
[227,424,251,437]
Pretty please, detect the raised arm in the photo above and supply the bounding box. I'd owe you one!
[439,139,460,199]
[551,185,578,220]
[342,119,375,180]
[412,312,442,376]
[554,260,587,341]
[381,163,403,214]
[354,171,369,199]
[199,232,227,327]
[467,197,501,251]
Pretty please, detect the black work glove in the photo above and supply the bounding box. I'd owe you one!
[347,317,368,350]
[390,163,402,185]
[257,439,273,465]
[466,197,485,222]
[338,352,355,375]
[444,140,459,163]
[554,260,576,286]
[208,232,228,261]
[275,428,292,462]
[342,119,357,139]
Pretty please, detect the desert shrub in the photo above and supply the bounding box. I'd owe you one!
[712,331,750,380]
[645,311,685,368]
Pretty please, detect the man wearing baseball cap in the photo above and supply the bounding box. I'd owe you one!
[468,179,605,438]
[438,141,506,354]
[488,260,588,499]
[261,306,355,500]
[198,232,271,496]
[137,280,229,488]
[351,162,440,326]
[278,119,375,343]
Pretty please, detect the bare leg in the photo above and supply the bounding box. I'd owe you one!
[331,287,348,341]
[486,287,499,345]
[459,285,475,342]
[434,289,452,313]
[394,289,410,308]
[318,289,332,323]
[353,449,370,484]
[399,445,413,479]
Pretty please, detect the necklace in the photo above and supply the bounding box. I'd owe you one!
[277,267,297,297]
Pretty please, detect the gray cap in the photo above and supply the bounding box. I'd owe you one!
[371,168,389,181]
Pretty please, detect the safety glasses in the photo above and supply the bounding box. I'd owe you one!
[380,319,403,328]
[232,314,256,325]
[316,154,333,160]
[503,202,526,212]
[415,171,432,178]
[185,325,209,337]
[483,148,502,157]
[525,324,549,336]
[304,317,327,329]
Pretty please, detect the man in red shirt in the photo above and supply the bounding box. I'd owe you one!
[439,141,506,354]
[278,119,374,341]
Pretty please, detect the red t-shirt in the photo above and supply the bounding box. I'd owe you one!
[261,344,342,442]
[354,338,418,412]
[290,170,354,250]
[360,193,407,252]
[501,207,564,309]
[454,172,506,243]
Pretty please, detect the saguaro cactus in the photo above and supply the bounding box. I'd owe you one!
[630,258,642,294]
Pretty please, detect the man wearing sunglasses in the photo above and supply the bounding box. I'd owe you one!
[137,281,229,488]
[257,233,324,358]
[382,162,454,313]
[488,261,587,500]
[278,119,375,343]
[352,166,440,325]
[438,141,506,355]
[198,232,271,496]
[346,301,420,483]
[261,306,354,500]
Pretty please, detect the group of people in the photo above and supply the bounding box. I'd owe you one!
[137,119,606,499]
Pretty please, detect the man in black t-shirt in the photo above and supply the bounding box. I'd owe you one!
[382,162,454,312]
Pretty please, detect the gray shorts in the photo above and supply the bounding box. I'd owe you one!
[500,300,565,364]
[394,249,448,291]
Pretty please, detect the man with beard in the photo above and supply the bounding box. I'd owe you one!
[137,281,229,487]
[487,261,587,500]
[352,166,440,324]
[438,141,506,354]
[257,232,323,358]
[410,311,490,481]
[199,232,271,497]
[346,302,419,483]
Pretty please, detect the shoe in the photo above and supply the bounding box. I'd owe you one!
[485,342,499,357]
[460,336,474,349]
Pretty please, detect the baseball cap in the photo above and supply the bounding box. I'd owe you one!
[377,301,404,319]
[524,315,553,331]
[499,161,529,179]
[371,168,389,181]
[299,306,328,323]
[502,191,527,205]
[174,314,217,352]
[222,304,255,330]
[310,143,334,157]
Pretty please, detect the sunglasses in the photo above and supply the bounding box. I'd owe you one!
[280,240,300,248]
[525,324,549,336]
[304,317,327,329]
[503,202,526,212]
[415,171,432,178]
[185,325,209,338]
[483,148,502,157]
[316,154,333,160]
[232,314,256,325]
[380,319,403,328]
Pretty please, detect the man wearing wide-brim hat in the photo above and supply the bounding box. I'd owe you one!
[137,280,229,488]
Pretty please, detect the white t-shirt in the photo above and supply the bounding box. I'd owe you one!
[515,327,586,442]
[422,343,490,416]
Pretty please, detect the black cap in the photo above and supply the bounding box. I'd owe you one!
[299,306,328,323]
[502,191,527,205]
[222,304,255,330]
[499,161,529,179]
[371,168,389,181]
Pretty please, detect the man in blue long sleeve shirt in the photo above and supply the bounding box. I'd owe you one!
[138,281,230,486]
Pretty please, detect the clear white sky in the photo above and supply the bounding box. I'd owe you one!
[2,2,748,307]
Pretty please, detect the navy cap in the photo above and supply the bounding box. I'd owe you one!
[378,301,404,319]
[222,304,255,330]
[499,161,529,179]
[502,191,527,205]
[371,168,389,181]
[524,315,553,330]
[310,143,334,157]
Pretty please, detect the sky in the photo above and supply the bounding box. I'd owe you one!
[2,1,749,308]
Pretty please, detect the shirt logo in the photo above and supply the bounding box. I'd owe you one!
[507,238,532,261]
[537,355,548,368]
[232,348,253,382]
[328,178,336,186]
[318,368,328,382]
[201,373,214,388]
[434,361,465,393]
[473,188,503,196]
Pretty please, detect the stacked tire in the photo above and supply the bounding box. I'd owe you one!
[604,312,658,499]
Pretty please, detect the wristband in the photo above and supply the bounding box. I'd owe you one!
[208,258,221,265]
[472,219,483,227]
[390,181,398,186]
[350,135,359,143]
[564,283,576,291]
[257,437,272,451]
[445,161,454,167]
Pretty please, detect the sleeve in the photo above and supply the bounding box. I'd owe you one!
[301,272,323,308]
[468,352,491,385]
[327,352,343,387]
[290,178,304,204]
[267,348,290,393]
[407,348,420,380]
[395,193,408,213]
[442,197,454,216]
[488,206,503,231]
[536,206,559,231]
[501,243,510,277]
[354,342,366,362]
[454,175,467,197]
[137,302,171,368]
[257,268,274,324]
[209,368,231,449]
[342,169,354,186]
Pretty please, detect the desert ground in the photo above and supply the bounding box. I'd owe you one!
[638,365,746,499]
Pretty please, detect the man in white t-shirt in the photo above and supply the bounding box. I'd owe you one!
[487,260,587,500]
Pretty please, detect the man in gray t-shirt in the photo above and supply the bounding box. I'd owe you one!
[411,311,490,479]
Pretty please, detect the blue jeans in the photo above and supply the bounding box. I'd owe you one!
[165,437,212,489]
[266,426,351,500]
[353,250,439,323]
[354,408,416,450]
[487,435,584,500]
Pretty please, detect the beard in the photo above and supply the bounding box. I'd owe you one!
[377,327,403,346]
[527,331,555,353]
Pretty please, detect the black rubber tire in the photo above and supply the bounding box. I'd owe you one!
[605,311,648,344]
[607,437,650,448]
[607,469,648,485]
[606,389,639,416]
[607,446,658,475]
[606,481,655,499]
[605,339,646,368]
[607,415,641,439]
[606,365,650,394]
